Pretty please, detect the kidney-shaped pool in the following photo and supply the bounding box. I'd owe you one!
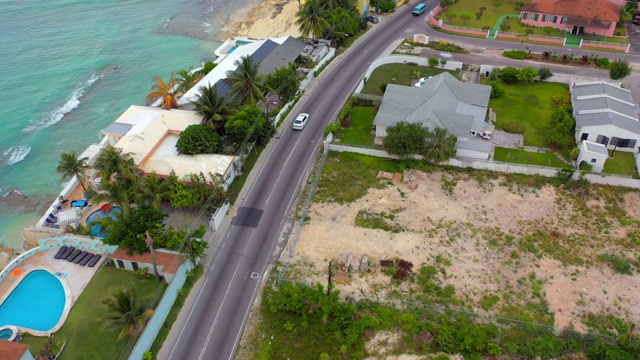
[0,270,66,331]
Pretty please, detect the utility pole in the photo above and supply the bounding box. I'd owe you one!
[327,260,333,296]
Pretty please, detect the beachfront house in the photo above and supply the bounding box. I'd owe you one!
[520,0,621,37]
[571,80,640,153]
[102,105,238,189]
[372,72,494,160]
[110,247,186,283]
[179,36,306,107]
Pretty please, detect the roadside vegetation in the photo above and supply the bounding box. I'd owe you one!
[22,267,165,360]
[243,151,640,359]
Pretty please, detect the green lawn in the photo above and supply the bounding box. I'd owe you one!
[489,82,568,147]
[22,267,165,360]
[603,150,638,176]
[494,147,568,168]
[361,64,456,96]
[438,0,531,31]
[315,152,401,203]
[337,107,376,146]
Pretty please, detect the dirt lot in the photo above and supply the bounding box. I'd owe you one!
[285,169,640,333]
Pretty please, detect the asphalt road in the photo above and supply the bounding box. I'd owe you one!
[162,3,437,360]
[162,3,639,359]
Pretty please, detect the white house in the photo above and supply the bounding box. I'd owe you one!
[102,105,238,189]
[373,72,494,160]
[577,140,609,173]
[572,80,640,153]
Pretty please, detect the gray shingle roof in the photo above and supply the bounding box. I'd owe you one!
[373,72,490,137]
[571,81,639,132]
[457,138,493,153]
[257,36,306,76]
[576,112,640,134]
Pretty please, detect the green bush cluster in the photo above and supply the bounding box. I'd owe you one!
[502,121,526,134]
[426,40,469,54]
[595,57,610,68]
[503,50,527,60]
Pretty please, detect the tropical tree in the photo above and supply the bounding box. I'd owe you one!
[144,230,162,282]
[538,67,553,81]
[176,125,224,155]
[226,55,270,105]
[175,68,200,94]
[265,64,300,104]
[191,84,236,131]
[423,127,457,163]
[100,287,152,340]
[517,66,539,84]
[90,179,138,220]
[56,151,89,191]
[460,14,471,25]
[296,0,330,40]
[383,121,429,159]
[94,146,136,182]
[146,73,179,110]
[609,58,631,80]
[136,172,174,210]
[546,106,575,148]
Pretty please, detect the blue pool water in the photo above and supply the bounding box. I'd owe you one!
[0,328,14,340]
[87,206,121,238]
[0,270,66,331]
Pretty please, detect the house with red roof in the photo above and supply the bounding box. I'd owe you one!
[110,247,186,283]
[520,0,622,37]
[0,340,34,360]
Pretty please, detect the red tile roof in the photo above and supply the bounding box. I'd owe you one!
[0,340,30,360]
[523,0,620,22]
[111,247,185,274]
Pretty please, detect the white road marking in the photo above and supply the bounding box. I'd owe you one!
[167,276,210,360]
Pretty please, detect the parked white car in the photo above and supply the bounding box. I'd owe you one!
[292,113,310,130]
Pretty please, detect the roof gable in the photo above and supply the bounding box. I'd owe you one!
[373,72,491,136]
[523,0,620,22]
[0,340,30,360]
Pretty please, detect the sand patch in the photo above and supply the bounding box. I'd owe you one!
[219,0,301,40]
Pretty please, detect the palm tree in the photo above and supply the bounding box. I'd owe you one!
[56,151,89,191]
[136,172,172,210]
[295,0,330,40]
[94,146,136,182]
[144,230,162,282]
[90,179,137,220]
[146,73,179,110]
[100,287,152,340]
[175,68,200,94]
[191,84,236,131]
[423,127,457,163]
[226,55,270,105]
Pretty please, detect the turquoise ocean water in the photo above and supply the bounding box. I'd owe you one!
[0,0,250,248]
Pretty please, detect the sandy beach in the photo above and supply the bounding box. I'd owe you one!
[218,0,302,40]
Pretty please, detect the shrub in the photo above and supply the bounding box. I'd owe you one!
[489,81,505,99]
[498,66,521,84]
[597,253,633,275]
[538,67,553,81]
[609,58,632,80]
[502,121,525,134]
[176,125,223,155]
[595,57,610,68]
[552,92,571,107]
[428,57,439,68]
[542,26,555,35]
[570,147,580,161]
[503,50,527,60]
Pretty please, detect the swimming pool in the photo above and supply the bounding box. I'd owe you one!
[0,270,66,332]
[87,206,121,238]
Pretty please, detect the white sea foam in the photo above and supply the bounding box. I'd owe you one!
[23,73,101,133]
[3,145,31,165]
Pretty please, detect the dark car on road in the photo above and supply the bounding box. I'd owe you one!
[367,15,379,24]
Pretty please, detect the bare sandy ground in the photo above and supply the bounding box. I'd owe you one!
[219,0,301,40]
[289,169,640,332]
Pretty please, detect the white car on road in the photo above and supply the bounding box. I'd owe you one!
[292,113,310,130]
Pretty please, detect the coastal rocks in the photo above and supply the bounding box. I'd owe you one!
[0,190,48,214]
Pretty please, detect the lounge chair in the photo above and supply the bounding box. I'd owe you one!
[78,252,94,266]
[54,246,68,259]
[45,218,56,225]
[60,246,75,260]
[66,249,82,262]
[72,251,88,264]
[87,254,102,268]
[70,200,88,208]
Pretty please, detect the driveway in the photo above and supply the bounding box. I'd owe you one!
[626,21,640,53]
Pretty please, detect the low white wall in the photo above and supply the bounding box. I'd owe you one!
[209,202,231,231]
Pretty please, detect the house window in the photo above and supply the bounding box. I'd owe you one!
[542,14,553,22]
[116,260,125,268]
[523,12,535,20]
[591,158,597,163]
[552,15,558,23]
[611,137,637,148]
[595,135,610,146]
[561,16,567,24]
[581,133,589,141]
[534,13,539,21]
[132,262,139,271]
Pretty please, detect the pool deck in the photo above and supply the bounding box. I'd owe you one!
[0,248,105,335]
